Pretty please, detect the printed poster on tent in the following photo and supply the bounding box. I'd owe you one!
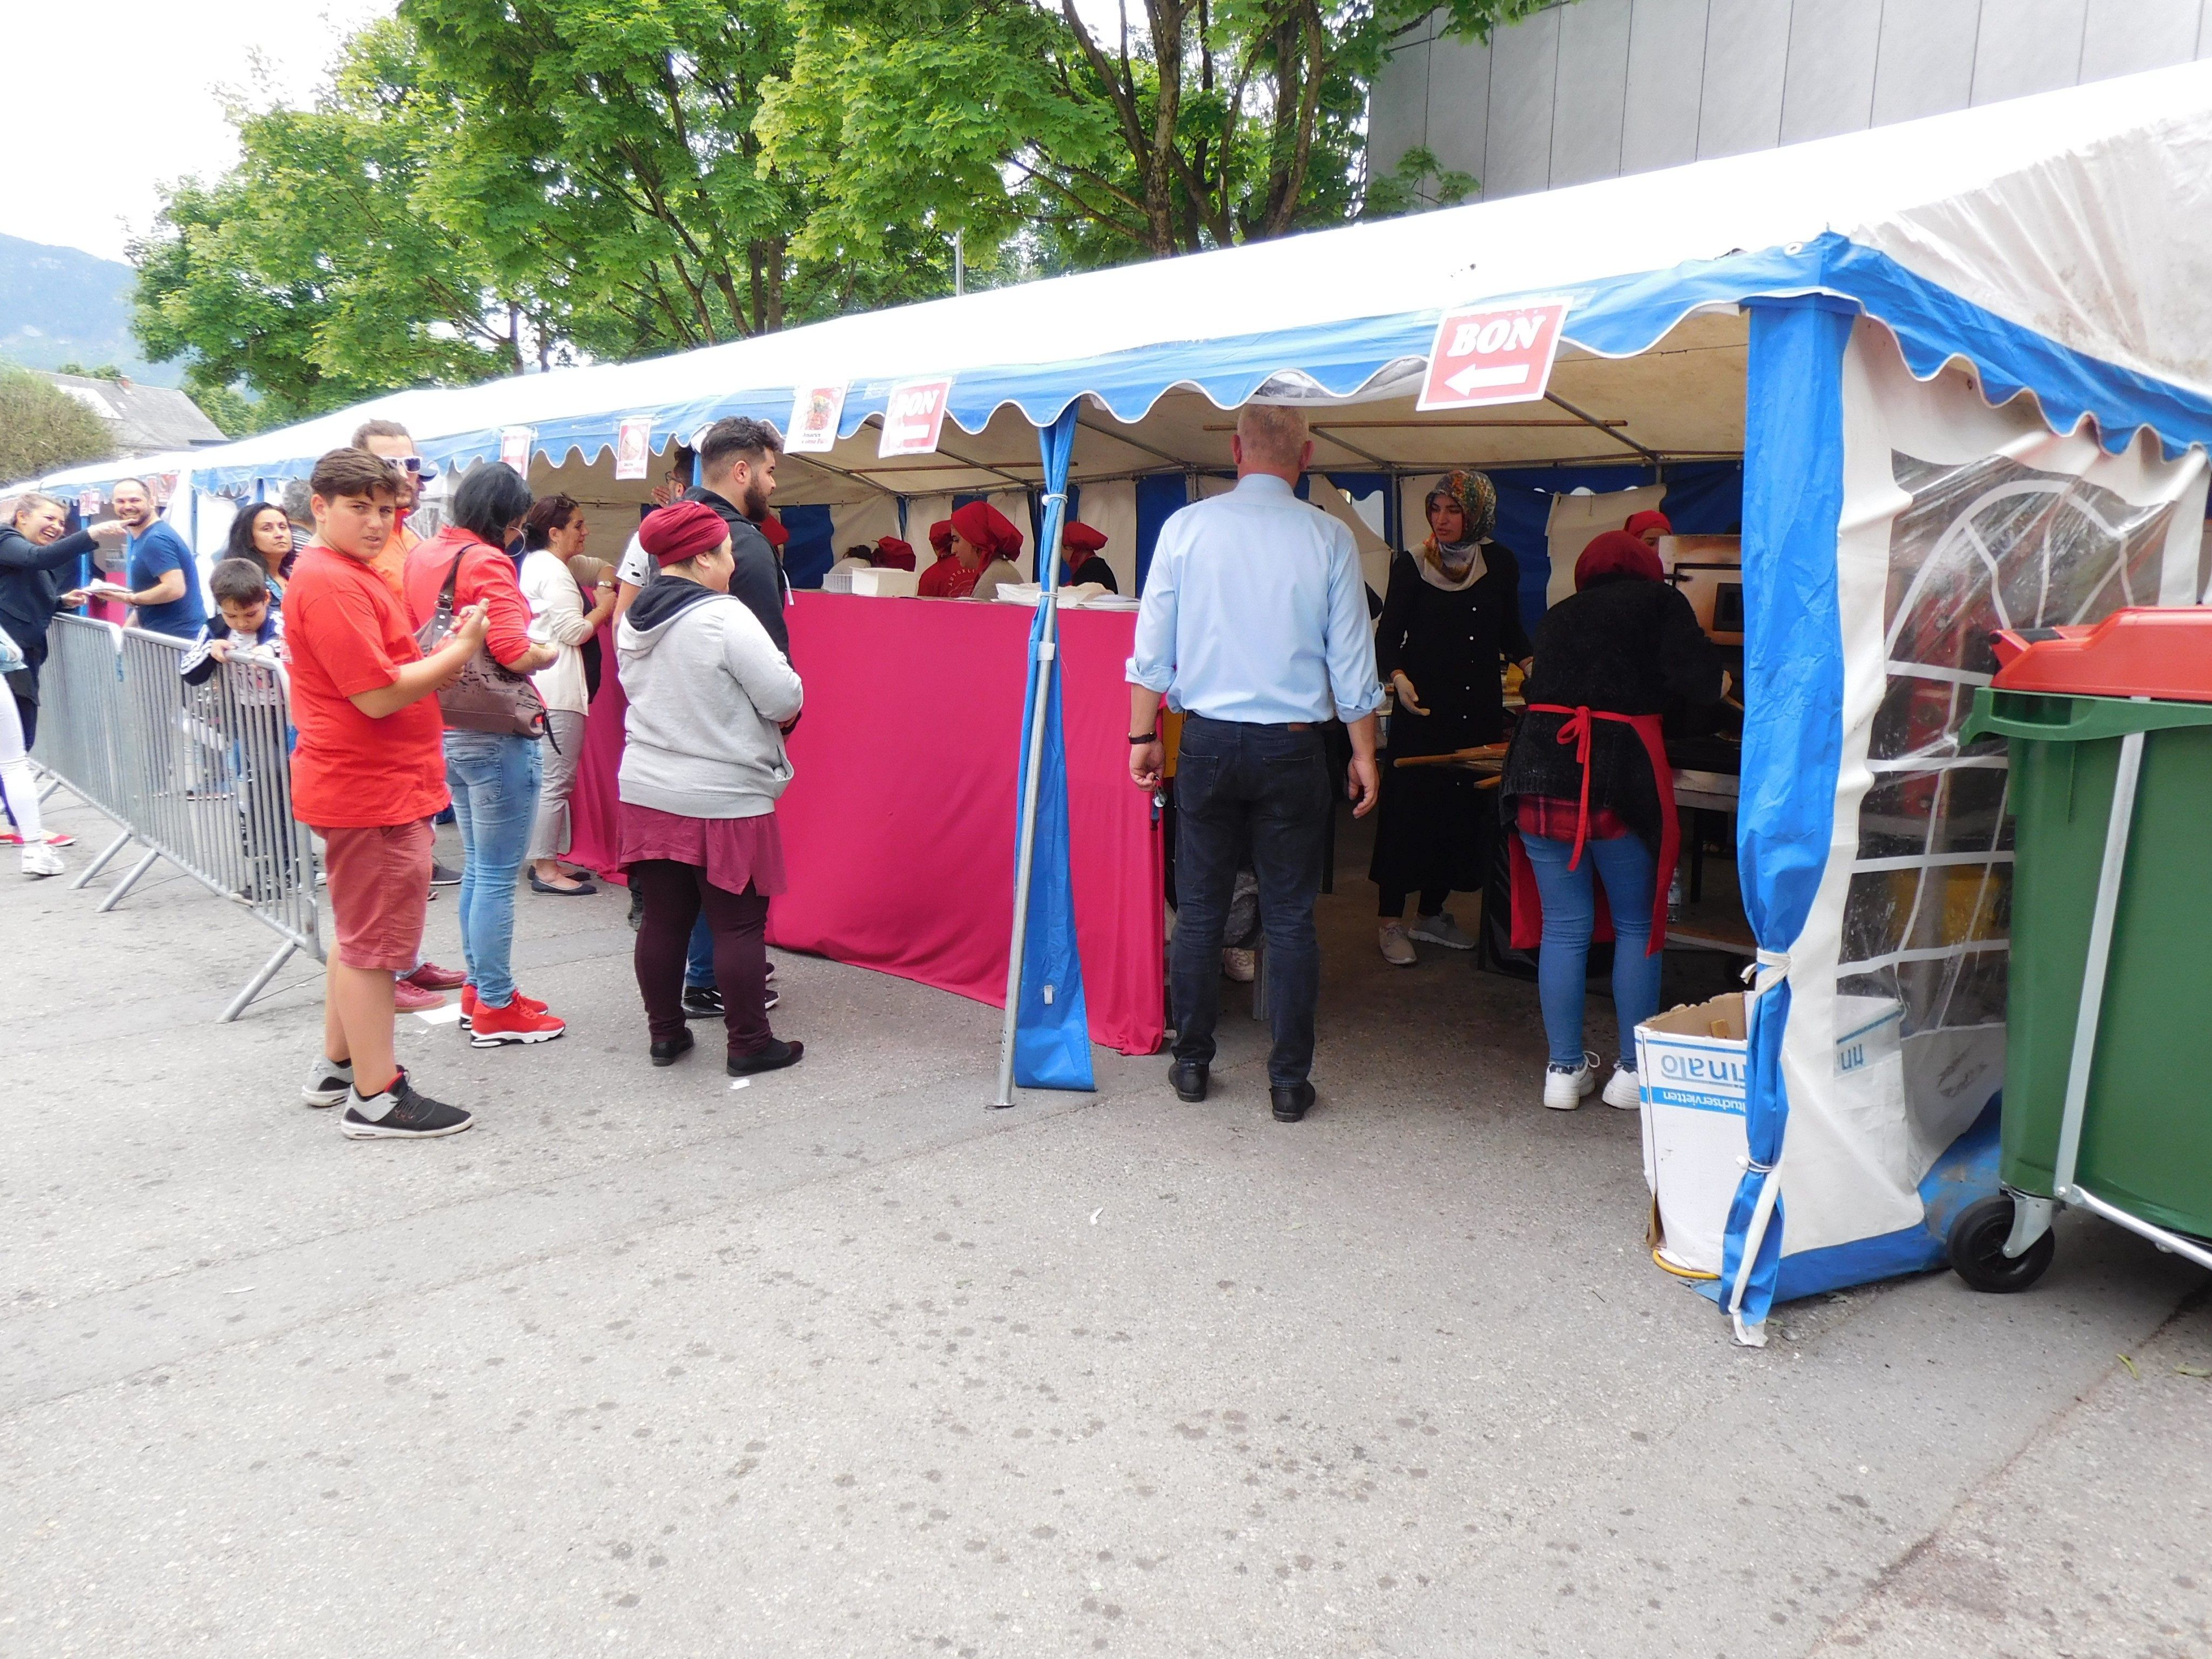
[613,417,653,481]
[785,383,847,454]
[500,427,535,474]
[1418,300,1570,410]
[878,377,954,458]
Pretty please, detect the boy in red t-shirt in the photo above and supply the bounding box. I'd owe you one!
[285,449,490,1139]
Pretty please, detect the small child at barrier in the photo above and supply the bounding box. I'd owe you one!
[181,559,294,901]
[282,449,490,1142]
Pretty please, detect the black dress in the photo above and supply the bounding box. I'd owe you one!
[1368,542,1530,908]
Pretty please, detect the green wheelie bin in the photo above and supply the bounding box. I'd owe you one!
[1950,608,2212,1292]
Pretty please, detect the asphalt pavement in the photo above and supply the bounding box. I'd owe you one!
[3,792,2206,1658]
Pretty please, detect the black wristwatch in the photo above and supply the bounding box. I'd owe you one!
[1128,732,1157,744]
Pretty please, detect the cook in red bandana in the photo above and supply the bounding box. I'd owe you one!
[918,501,1023,599]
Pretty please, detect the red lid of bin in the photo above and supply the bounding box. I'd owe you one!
[1990,608,2212,703]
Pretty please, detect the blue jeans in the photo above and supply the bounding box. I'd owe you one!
[444,731,543,1007]
[1169,716,1332,1088]
[1519,830,1662,1070]
[686,914,716,990]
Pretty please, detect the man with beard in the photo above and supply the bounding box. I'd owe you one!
[615,418,788,652]
[110,477,208,642]
[352,419,435,597]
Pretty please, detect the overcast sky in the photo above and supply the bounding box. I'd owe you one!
[3,0,394,264]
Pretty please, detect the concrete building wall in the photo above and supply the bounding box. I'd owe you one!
[1372,0,2212,206]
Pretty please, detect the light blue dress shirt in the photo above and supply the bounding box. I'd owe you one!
[1126,473,1384,726]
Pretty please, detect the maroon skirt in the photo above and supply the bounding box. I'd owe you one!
[617,802,788,896]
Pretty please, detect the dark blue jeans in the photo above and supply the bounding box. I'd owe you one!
[1169,716,1332,1088]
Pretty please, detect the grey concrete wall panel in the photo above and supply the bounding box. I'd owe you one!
[1484,5,1563,198]
[1426,35,1494,191]
[1971,0,2090,104]
[2080,0,2204,81]
[1623,0,1715,170]
[1779,0,1885,141]
[1869,0,1981,123]
[1697,0,1792,158]
[1369,35,1433,184]
[1550,0,1636,185]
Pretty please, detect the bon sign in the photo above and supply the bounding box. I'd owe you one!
[1417,299,1570,410]
[878,376,955,458]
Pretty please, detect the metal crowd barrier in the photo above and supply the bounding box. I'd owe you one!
[32,615,322,1020]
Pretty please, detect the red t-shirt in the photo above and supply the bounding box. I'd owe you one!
[402,527,536,671]
[282,543,449,828]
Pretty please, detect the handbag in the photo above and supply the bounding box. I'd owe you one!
[415,551,548,739]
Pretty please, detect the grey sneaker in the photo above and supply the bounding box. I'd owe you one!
[1378,921,1417,966]
[1409,911,1476,951]
[302,1056,354,1108]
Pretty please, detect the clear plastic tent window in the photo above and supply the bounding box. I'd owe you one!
[1839,452,2177,1037]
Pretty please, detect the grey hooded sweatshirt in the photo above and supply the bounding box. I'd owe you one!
[615,577,804,819]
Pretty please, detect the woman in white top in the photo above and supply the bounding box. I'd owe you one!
[518,494,617,895]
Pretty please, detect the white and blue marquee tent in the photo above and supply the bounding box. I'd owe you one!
[28,61,2212,1343]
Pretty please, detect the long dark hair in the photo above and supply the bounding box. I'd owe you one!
[522,493,579,551]
[226,501,292,578]
[451,463,535,545]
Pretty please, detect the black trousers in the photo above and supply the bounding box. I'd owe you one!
[1169,716,1331,1088]
[631,860,772,1055]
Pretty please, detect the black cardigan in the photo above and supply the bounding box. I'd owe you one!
[1374,543,1529,754]
[1501,574,1724,853]
[0,526,97,679]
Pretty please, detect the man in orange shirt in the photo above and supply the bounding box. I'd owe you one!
[353,418,432,596]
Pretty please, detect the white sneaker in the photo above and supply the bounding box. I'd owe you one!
[1408,911,1476,951]
[1602,1065,1642,1110]
[21,841,64,878]
[1543,1051,1601,1111]
[1221,947,1256,983]
[1378,921,1417,966]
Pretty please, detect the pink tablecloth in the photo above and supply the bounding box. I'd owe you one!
[567,593,1165,1056]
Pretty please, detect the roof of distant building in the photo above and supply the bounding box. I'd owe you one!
[37,370,227,455]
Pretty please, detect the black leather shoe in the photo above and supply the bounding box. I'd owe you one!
[1170,1059,1209,1102]
[729,1039,805,1076]
[1271,1081,1316,1122]
[650,1028,696,1067]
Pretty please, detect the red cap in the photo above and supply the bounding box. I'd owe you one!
[1574,530,1664,591]
[874,535,916,571]
[928,518,954,557]
[639,500,729,565]
[1061,520,1108,553]
[1623,509,1672,540]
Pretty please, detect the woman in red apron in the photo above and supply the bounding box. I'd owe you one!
[1498,530,1725,1111]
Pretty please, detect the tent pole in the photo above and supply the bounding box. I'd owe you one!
[992,406,1079,1107]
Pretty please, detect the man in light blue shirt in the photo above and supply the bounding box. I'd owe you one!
[1127,406,1384,1123]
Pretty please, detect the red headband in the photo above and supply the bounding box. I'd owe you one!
[874,535,916,571]
[950,500,1022,561]
[639,500,728,565]
[1061,520,1108,553]
[927,518,954,557]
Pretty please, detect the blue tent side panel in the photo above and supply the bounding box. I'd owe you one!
[779,503,836,590]
[1134,474,1190,596]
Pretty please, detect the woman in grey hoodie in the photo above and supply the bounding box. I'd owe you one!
[616,501,805,1074]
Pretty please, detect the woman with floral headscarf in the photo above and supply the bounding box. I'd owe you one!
[1368,469,1531,965]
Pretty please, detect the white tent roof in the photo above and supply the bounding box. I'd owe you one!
[36,57,2212,496]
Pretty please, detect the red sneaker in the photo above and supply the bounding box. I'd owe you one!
[404,961,469,992]
[460,983,547,1028]
[393,978,446,1013]
[469,995,567,1048]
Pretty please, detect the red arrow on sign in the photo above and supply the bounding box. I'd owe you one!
[1417,300,1571,411]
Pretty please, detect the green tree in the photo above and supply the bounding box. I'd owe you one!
[0,367,117,480]
[132,20,547,425]
[759,0,1546,272]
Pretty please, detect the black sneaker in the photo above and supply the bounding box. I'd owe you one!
[682,985,725,1018]
[727,1039,804,1077]
[429,861,462,888]
[650,1028,696,1067]
[340,1070,474,1139]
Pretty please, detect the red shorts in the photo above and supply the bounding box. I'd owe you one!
[315,818,433,971]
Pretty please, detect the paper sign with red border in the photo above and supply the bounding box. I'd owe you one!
[786,383,848,455]
[613,417,653,481]
[500,427,535,474]
[878,377,954,459]
[1417,299,1572,410]
[77,488,101,517]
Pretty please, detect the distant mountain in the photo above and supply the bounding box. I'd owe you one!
[0,233,179,388]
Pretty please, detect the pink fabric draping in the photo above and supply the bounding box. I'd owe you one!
[565,592,1165,1056]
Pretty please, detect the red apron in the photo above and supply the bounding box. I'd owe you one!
[1507,704,1678,957]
